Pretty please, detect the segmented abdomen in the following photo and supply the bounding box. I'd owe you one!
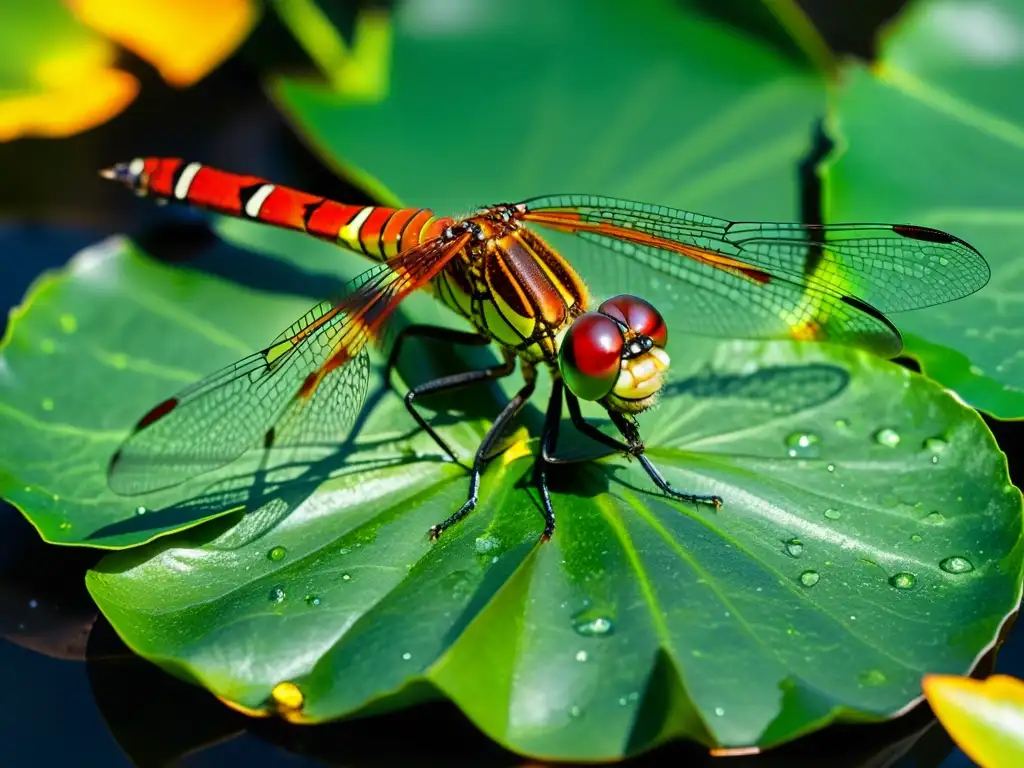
[120,157,451,261]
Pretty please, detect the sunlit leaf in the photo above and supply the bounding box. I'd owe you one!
[822,0,1024,418]
[0,0,137,141]
[922,674,1024,768]
[66,0,259,87]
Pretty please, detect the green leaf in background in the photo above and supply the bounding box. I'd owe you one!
[270,0,824,216]
[822,0,1024,418]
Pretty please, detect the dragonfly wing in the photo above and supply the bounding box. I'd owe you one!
[520,195,989,356]
[108,233,468,496]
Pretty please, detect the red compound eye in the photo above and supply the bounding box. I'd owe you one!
[558,312,625,401]
[597,294,667,348]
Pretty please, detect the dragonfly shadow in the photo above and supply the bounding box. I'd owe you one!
[87,384,448,545]
[137,220,352,302]
[536,360,851,508]
[662,360,851,415]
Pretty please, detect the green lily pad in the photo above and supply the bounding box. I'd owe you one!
[84,300,1022,759]
[821,0,1024,418]
[269,0,824,216]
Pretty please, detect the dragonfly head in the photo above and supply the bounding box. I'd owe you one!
[558,294,670,414]
[99,157,148,196]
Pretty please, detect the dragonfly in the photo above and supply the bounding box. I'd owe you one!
[100,157,990,541]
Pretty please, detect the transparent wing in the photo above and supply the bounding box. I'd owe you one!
[520,195,990,356]
[108,233,468,495]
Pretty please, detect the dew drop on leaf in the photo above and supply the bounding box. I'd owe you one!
[940,556,974,574]
[873,428,901,447]
[826,463,836,473]
[911,534,923,543]
[799,570,820,587]
[58,520,72,531]
[474,536,499,554]
[304,594,321,606]
[402,652,412,660]
[573,615,614,637]
[889,572,916,590]
[834,418,850,429]
[267,546,287,562]
[134,506,147,516]
[575,650,588,662]
[925,511,946,525]
[785,431,820,458]
[569,705,582,718]
[342,573,352,581]
[714,707,725,716]
[824,508,841,521]
[858,669,887,686]
[268,585,286,603]
[784,538,804,558]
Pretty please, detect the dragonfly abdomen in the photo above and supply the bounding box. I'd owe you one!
[101,157,452,262]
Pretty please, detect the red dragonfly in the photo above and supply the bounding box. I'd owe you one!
[100,157,989,540]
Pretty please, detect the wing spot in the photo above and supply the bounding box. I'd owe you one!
[135,397,179,430]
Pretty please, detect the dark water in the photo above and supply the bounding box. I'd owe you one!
[1,2,1016,765]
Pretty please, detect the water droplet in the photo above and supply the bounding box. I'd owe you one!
[28,599,38,609]
[785,431,820,458]
[714,707,725,716]
[59,314,77,334]
[267,546,287,562]
[834,418,851,429]
[940,556,974,574]
[925,511,946,525]
[58,520,72,531]
[474,536,499,554]
[799,570,820,587]
[304,594,321,606]
[911,534,923,543]
[784,538,804,558]
[135,505,147,515]
[268,585,286,603]
[826,463,836,473]
[575,650,588,662]
[824,508,842,521]
[573,615,614,637]
[569,705,582,718]
[402,652,412,660]
[618,696,628,706]
[858,669,888,686]
[342,573,352,581]
[874,428,901,447]
[889,572,916,590]
[40,398,54,411]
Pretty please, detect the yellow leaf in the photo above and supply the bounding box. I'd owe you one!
[66,0,259,87]
[922,674,1024,768]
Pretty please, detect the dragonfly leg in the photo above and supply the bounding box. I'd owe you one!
[384,323,491,391]
[531,377,564,541]
[564,391,721,510]
[428,373,537,541]
[607,411,722,510]
[403,347,516,467]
